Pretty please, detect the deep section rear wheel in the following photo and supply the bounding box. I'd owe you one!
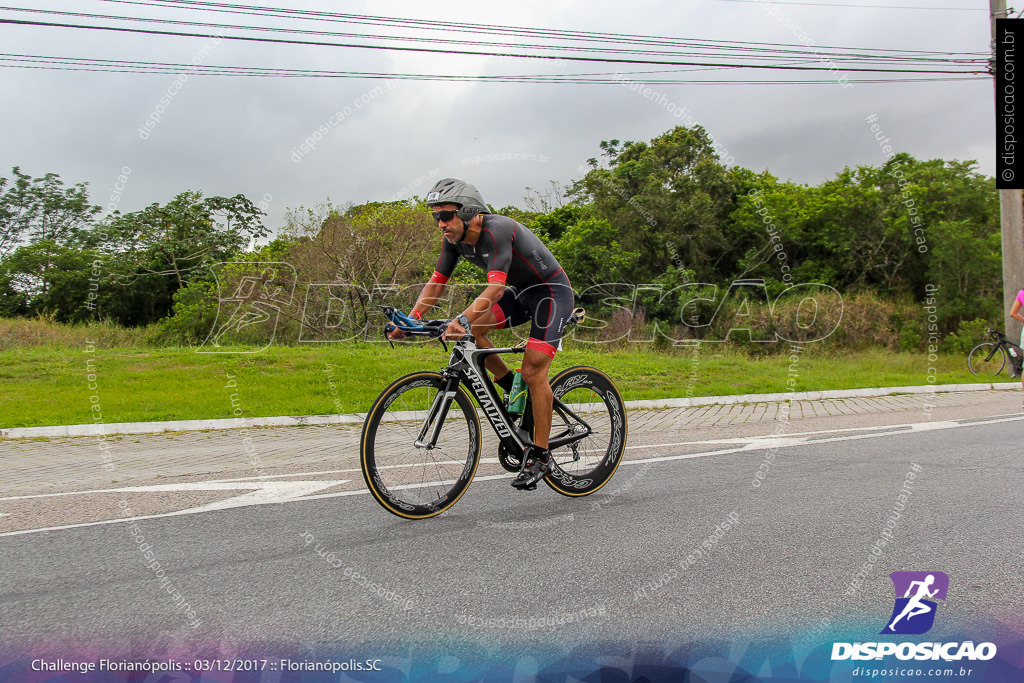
[967,342,1006,376]
[543,366,627,497]
[360,372,481,519]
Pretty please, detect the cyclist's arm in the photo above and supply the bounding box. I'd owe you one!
[411,242,459,318]
[410,281,446,319]
[461,282,506,325]
[459,224,510,324]
[1011,299,1024,325]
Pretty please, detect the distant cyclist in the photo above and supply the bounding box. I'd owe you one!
[1011,288,1024,398]
[387,177,574,490]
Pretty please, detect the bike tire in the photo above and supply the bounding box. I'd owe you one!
[543,366,627,497]
[360,372,481,519]
[967,342,1006,376]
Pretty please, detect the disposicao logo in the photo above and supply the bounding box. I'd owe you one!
[881,570,948,635]
[831,571,997,663]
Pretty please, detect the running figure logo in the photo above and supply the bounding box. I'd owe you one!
[199,262,296,353]
[880,571,949,635]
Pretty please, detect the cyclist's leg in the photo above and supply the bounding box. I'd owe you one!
[1019,330,1024,392]
[481,288,529,381]
[465,305,513,380]
[519,275,575,451]
[521,347,554,449]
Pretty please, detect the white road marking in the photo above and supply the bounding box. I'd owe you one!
[2,414,1022,538]
[210,468,362,481]
[909,421,960,431]
[0,479,350,502]
[116,481,350,514]
[0,481,349,537]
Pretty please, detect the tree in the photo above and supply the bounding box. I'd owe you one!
[95,191,268,326]
[278,199,437,339]
[531,205,588,242]
[101,191,267,289]
[522,180,567,213]
[0,240,102,322]
[284,200,435,286]
[548,208,641,285]
[0,167,100,257]
[726,171,808,292]
[570,126,740,282]
[926,219,1001,329]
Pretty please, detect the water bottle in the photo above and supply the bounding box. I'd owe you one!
[508,369,528,417]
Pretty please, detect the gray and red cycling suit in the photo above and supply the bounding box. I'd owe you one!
[429,214,574,358]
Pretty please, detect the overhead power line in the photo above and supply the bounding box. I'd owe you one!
[89,0,987,58]
[716,0,982,10]
[0,51,987,84]
[0,5,984,66]
[0,17,987,75]
[0,1,990,84]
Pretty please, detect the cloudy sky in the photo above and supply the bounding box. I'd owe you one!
[0,0,994,233]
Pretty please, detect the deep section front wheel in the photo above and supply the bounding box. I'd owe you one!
[543,366,627,497]
[360,372,481,519]
[967,342,1005,376]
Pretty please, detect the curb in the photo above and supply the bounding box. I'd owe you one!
[1,382,1018,440]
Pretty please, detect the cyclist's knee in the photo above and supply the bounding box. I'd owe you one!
[520,355,552,386]
[521,365,544,385]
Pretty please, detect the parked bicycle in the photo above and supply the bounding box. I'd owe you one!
[967,328,1023,377]
[360,306,627,519]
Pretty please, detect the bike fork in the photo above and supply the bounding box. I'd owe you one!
[414,376,461,449]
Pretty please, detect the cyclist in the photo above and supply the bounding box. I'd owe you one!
[387,177,574,490]
[1011,289,1024,397]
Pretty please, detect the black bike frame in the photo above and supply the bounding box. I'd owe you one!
[986,332,1023,361]
[415,336,593,458]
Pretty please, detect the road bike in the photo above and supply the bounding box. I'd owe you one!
[359,306,627,519]
[967,328,1023,377]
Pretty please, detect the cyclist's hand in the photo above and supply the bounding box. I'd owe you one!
[445,319,466,340]
[385,323,406,340]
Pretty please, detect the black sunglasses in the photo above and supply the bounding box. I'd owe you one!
[432,209,458,223]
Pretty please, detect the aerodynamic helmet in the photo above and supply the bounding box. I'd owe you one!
[425,177,490,222]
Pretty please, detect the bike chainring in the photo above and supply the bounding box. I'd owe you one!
[497,444,523,473]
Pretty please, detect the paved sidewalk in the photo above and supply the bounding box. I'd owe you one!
[0,381,1016,439]
[1,387,1018,498]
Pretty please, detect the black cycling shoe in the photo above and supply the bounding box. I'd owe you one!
[511,449,551,491]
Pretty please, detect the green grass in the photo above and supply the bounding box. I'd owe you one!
[0,334,1006,429]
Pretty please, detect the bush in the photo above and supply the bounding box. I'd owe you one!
[898,327,922,353]
[940,318,994,354]
[0,315,148,350]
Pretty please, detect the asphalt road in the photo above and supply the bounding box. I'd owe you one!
[2,402,1022,673]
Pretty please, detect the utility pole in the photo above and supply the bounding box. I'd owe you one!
[992,0,1024,337]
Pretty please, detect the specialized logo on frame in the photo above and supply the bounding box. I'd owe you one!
[880,571,948,635]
